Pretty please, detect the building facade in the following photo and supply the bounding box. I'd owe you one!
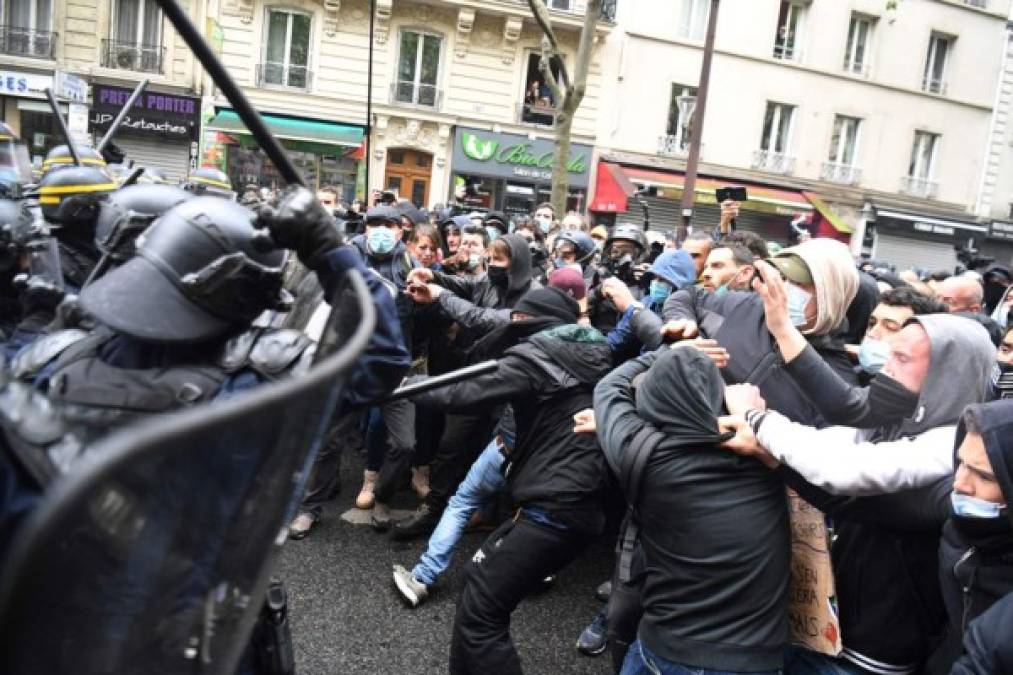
[594,0,1013,269]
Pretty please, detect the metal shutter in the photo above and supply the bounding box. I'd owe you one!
[113,137,192,183]
[873,234,957,273]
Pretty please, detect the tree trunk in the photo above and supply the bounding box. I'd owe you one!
[551,111,573,216]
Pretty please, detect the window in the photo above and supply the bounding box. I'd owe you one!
[521,52,561,125]
[761,102,795,154]
[661,84,697,156]
[677,0,710,40]
[922,33,951,94]
[1,0,54,58]
[773,1,806,61]
[548,0,571,9]
[4,0,52,31]
[843,14,873,75]
[828,115,861,166]
[262,9,311,88]
[112,0,161,46]
[395,30,441,107]
[908,131,939,180]
[964,0,987,8]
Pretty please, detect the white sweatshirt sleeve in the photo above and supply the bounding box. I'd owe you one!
[755,412,956,496]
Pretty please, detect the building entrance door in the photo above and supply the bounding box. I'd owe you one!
[384,148,432,207]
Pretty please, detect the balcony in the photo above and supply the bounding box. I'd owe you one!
[842,57,869,77]
[101,39,165,74]
[518,101,556,126]
[658,134,688,159]
[0,26,56,59]
[511,0,618,21]
[821,162,861,186]
[752,149,795,175]
[256,62,312,90]
[390,81,442,109]
[901,175,938,199]
[773,43,801,62]
[921,76,947,95]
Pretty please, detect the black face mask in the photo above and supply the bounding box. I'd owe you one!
[952,513,1013,542]
[866,374,920,426]
[487,265,509,288]
[991,361,1013,401]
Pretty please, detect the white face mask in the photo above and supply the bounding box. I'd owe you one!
[786,283,813,327]
[858,337,892,374]
[951,492,1007,519]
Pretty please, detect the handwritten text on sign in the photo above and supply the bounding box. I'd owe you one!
[787,490,842,656]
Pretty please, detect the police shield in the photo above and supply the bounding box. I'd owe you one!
[0,270,375,675]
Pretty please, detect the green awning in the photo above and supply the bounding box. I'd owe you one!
[206,110,364,148]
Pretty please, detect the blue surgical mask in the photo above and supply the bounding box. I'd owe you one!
[951,492,1006,519]
[713,280,732,297]
[858,337,892,374]
[485,226,500,242]
[537,217,552,234]
[649,280,672,305]
[467,253,482,270]
[367,227,396,255]
[786,283,813,327]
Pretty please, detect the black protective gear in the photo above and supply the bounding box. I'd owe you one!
[37,165,116,228]
[40,144,107,175]
[553,229,596,268]
[604,223,648,261]
[256,186,344,269]
[183,166,235,199]
[93,184,193,263]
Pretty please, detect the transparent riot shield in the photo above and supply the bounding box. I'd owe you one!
[0,269,375,675]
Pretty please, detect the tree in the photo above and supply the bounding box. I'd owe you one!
[527,0,603,217]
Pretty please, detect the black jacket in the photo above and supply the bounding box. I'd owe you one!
[594,349,790,672]
[410,323,611,533]
[951,591,1013,674]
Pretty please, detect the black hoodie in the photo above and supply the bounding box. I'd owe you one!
[594,348,790,671]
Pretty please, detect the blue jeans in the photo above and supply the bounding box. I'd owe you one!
[621,639,782,675]
[412,437,505,586]
[783,647,870,675]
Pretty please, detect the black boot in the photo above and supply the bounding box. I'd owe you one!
[391,503,440,540]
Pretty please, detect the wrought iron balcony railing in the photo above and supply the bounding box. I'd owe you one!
[256,62,312,90]
[753,149,796,175]
[390,81,441,109]
[821,162,862,185]
[101,39,165,74]
[0,26,56,59]
[901,175,938,198]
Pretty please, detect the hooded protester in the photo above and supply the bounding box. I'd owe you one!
[594,347,790,675]
[404,287,613,675]
[662,238,861,423]
[641,250,697,315]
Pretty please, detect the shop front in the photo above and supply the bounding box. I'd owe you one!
[869,206,987,273]
[983,221,1013,267]
[0,69,61,167]
[589,161,852,244]
[88,84,201,181]
[204,109,364,201]
[450,126,592,219]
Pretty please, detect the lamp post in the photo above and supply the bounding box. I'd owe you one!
[678,0,720,243]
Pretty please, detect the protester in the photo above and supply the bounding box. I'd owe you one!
[409,224,444,271]
[678,229,713,278]
[699,242,755,294]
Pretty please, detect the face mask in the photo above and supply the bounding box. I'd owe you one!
[593,240,604,252]
[536,217,552,234]
[487,265,509,288]
[951,492,1006,519]
[367,227,396,256]
[866,373,920,424]
[649,280,671,305]
[858,337,892,374]
[713,280,732,297]
[485,227,500,242]
[995,305,1009,328]
[786,283,812,327]
[990,361,1013,400]
[467,253,482,270]
[552,257,570,270]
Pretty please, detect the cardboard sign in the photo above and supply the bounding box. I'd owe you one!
[787,489,842,656]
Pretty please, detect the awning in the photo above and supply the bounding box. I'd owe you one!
[589,161,636,213]
[874,208,987,234]
[206,110,364,149]
[803,192,853,234]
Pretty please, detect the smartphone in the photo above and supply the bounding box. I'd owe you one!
[715,186,748,203]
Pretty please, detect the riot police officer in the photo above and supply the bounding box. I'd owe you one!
[588,223,648,332]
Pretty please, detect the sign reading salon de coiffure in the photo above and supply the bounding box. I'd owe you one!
[88,84,201,142]
[452,126,592,189]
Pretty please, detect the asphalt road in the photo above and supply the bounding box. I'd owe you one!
[276,451,617,675]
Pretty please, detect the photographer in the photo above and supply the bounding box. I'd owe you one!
[588,224,649,333]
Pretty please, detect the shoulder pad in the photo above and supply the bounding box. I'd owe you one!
[218,328,260,373]
[10,329,90,381]
[249,329,314,379]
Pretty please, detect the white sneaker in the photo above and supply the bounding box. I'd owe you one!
[392,564,429,607]
[288,512,317,540]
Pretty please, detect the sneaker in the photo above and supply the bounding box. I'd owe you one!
[356,470,379,510]
[288,512,317,540]
[392,564,429,607]
[391,503,439,541]
[372,502,392,531]
[576,609,609,657]
[595,579,612,603]
[410,465,430,499]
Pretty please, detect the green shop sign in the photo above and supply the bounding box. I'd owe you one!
[453,127,592,188]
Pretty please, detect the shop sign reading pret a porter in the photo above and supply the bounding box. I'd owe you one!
[88,84,201,142]
[452,127,592,189]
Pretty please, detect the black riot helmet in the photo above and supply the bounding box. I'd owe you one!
[41,144,107,176]
[604,223,648,262]
[80,197,290,344]
[183,167,235,200]
[94,184,193,265]
[37,164,117,229]
[0,198,36,273]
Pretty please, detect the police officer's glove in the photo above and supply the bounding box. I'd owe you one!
[48,294,94,331]
[14,273,66,317]
[254,186,344,268]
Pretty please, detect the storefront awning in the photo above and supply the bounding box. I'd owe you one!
[589,162,636,213]
[206,110,364,148]
[803,192,853,234]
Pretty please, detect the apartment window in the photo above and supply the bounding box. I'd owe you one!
[828,115,861,166]
[522,52,561,125]
[922,33,951,94]
[263,9,311,88]
[548,0,571,9]
[1,0,54,58]
[677,0,709,40]
[843,14,873,74]
[761,102,795,154]
[662,84,697,154]
[908,131,939,180]
[4,0,52,31]
[395,30,441,107]
[112,0,161,46]
[773,1,806,61]
[964,0,987,8]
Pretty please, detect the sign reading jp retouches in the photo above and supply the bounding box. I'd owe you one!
[89,84,201,142]
[452,127,592,188]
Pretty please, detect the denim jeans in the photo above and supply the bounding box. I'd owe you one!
[783,647,871,675]
[412,437,504,587]
[621,638,782,675]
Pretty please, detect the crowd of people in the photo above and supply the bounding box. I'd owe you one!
[1,133,1013,675]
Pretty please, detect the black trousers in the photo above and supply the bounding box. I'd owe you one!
[372,398,417,504]
[425,413,495,514]
[298,411,361,518]
[449,516,588,675]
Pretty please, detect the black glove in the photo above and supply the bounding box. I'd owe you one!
[15,274,66,317]
[254,186,343,268]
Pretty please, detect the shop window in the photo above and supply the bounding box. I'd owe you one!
[773,1,806,62]
[676,0,709,40]
[843,13,874,75]
[105,0,164,72]
[394,30,441,108]
[922,32,952,95]
[260,9,311,89]
[521,53,561,125]
[1,0,55,59]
